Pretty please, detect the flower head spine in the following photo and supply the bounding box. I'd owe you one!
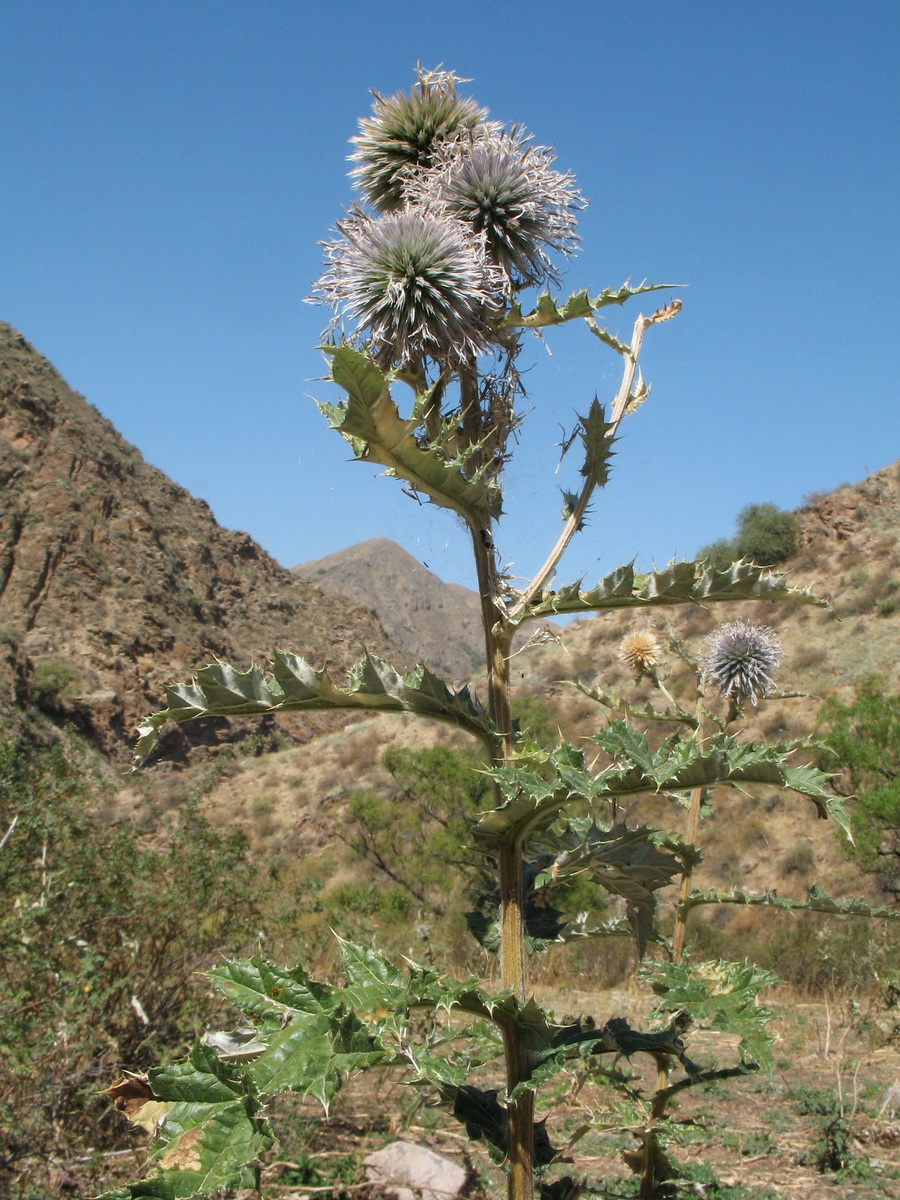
[412,128,583,289]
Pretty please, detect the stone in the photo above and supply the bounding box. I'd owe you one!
[361,1141,469,1200]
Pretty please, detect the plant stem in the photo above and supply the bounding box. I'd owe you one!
[511,309,658,620]
[672,705,708,964]
[460,359,534,1200]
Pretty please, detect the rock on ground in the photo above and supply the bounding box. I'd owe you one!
[361,1141,469,1200]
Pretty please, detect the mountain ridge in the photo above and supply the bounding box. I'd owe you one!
[0,322,407,759]
[293,538,485,681]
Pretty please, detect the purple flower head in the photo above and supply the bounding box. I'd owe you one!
[701,619,782,706]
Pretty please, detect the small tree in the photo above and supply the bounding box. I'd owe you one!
[105,69,893,1200]
[699,502,799,569]
[734,502,799,565]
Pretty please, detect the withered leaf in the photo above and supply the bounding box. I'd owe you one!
[104,1071,169,1134]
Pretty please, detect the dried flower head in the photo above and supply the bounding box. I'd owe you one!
[316,209,499,363]
[619,630,661,678]
[701,619,782,706]
[351,68,493,213]
[422,131,583,288]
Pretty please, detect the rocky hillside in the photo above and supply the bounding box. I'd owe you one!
[293,538,485,681]
[0,323,406,760]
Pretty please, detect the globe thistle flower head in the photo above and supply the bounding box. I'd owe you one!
[701,619,782,706]
[350,68,493,213]
[619,630,661,679]
[419,131,583,289]
[316,208,499,364]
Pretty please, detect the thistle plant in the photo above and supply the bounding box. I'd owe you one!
[105,68,897,1200]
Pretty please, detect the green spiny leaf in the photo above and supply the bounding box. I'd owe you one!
[578,398,615,487]
[640,959,777,1074]
[133,652,494,767]
[208,956,384,1110]
[681,884,900,921]
[512,559,826,627]
[321,345,501,527]
[478,728,836,843]
[501,282,678,330]
[586,319,631,355]
[100,1044,272,1199]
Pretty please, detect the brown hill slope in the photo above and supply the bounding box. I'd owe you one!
[293,538,485,681]
[0,322,405,760]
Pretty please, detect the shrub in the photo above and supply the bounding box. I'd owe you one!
[781,840,815,875]
[734,503,800,565]
[698,504,799,568]
[818,681,900,896]
[30,657,79,708]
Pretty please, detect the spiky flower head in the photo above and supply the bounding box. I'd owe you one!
[619,630,661,679]
[420,130,583,288]
[316,208,499,363]
[351,67,493,212]
[701,619,782,706]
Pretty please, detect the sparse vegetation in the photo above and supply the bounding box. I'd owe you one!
[0,735,265,1198]
[30,657,79,709]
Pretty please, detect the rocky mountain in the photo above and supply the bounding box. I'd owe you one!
[0,322,406,761]
[293,539,486,681]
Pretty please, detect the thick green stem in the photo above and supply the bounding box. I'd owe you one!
[461,360,534,1200]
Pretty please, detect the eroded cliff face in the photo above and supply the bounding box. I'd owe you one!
[797,463,900,550]
[0,323,403,760]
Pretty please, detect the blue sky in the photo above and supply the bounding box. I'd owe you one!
[2,1,898,593]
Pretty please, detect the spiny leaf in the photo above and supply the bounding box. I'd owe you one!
[501,281,679,330]
[133,652,494,767]
[545,821,682,955]
[578,398,615,487]
[321,345,501,527]
[208,955,384,1110]
[681,884,900,921]
[100,1044,272,1199]
[512,559,826,626]
[571,679,698,729]
[586,319,630,355]
[518,1015,701,1102]
[640,959,777,1074]
[442,1085,560,1166]
[477,726,835,842]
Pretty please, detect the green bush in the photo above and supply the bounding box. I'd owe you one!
[818,680,900,897]
[734,503,799,565]
[698,504,799,568]
[697,537,739,571]
[30,657,79,708]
